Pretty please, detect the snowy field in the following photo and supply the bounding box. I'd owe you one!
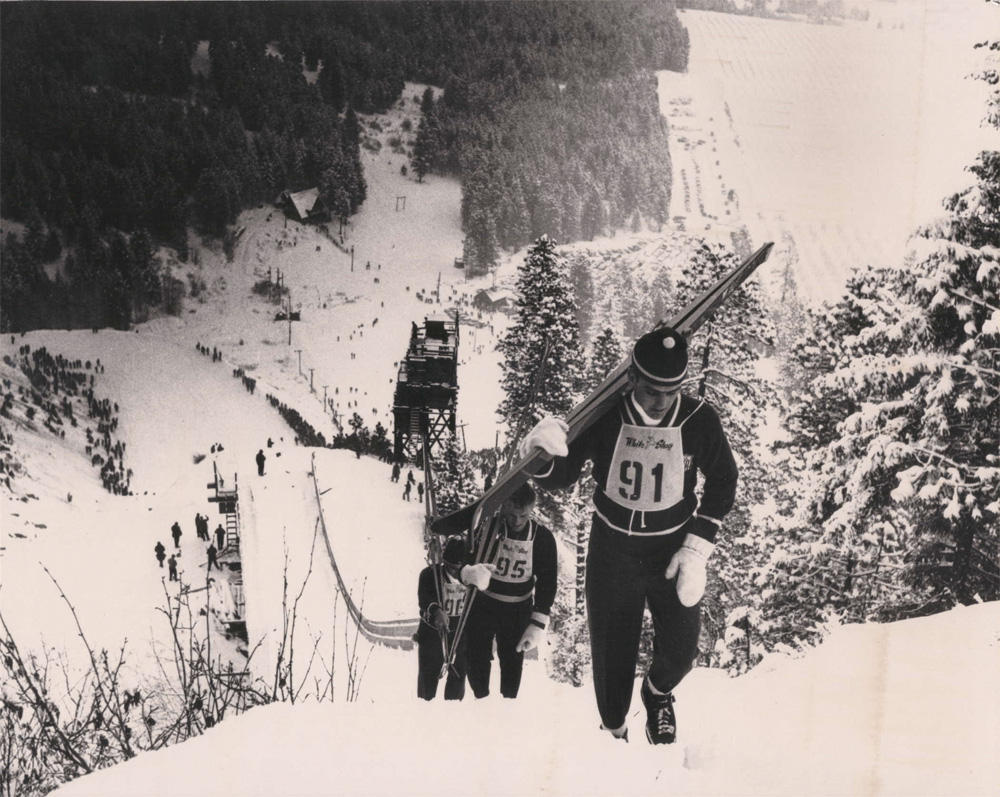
[659,0,1000,304]
[55,601,1000,797]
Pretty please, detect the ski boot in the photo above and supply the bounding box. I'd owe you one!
[641,678,676,744]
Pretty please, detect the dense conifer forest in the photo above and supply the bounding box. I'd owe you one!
[0,1,688,331]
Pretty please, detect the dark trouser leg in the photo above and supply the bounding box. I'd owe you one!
[645,573,701,693]
[586,520,646,730]
[496,601,531,698]
[464,599,495,698]
[417,636,444,700]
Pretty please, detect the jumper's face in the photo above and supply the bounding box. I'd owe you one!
[501,500,533,533]
[632,376,681,421]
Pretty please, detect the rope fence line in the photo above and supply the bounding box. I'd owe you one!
[309,452,418,650]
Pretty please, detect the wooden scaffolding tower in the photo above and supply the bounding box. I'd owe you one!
[392,315,460,461]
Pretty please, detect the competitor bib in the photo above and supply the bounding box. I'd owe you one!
[603,424,684,512]
[441,580,467,618]
[492,535,534,585]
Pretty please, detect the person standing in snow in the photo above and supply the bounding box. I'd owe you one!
[464,483,557,700]
[415,537,477,701]
[207,543,221,571]
[402,480,412,501]
[154,540,166,568]
[167,554,178,582]
[417,481,425,502]
[256,448,266,476]
[391,462,401,483]
[518,327,737,744]
[171,521,182,549]
[215,524,225,552]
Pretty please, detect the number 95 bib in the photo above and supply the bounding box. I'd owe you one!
[603,424,684,512]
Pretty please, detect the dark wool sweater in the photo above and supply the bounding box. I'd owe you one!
[534,393,737,542]
[477,519,558,624]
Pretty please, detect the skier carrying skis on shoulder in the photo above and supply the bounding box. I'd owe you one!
[416,538,495,701]
[465,482,557,700]
[519,326,737,744]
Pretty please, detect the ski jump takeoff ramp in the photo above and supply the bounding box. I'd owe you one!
[309,453,419,650]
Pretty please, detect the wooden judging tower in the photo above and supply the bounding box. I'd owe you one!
[393,316,459,461]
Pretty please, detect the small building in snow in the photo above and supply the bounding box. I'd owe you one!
[278,188,328,223]
[473,288,516,313]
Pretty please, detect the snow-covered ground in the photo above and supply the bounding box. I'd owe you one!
[54,601,1000,797]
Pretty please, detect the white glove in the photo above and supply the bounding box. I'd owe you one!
[516,623,545,653]
[517,416,569,460]
[664,534,715,607]
[460,563,495,591]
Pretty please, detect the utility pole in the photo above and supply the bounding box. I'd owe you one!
[436,271,442,303]
[309,368,315,392]
[286,292,292,345]
[350,245,355,272]
[295,349,302,376]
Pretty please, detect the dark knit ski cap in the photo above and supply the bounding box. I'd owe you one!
[631,326,688,389]
[442,537,466,566]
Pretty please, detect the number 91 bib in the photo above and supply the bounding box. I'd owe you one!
[603,424,684,512]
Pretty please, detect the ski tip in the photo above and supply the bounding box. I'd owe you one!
[429,499,480,536]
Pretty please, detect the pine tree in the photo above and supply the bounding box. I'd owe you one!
[584,327,624,392]
[348,412,370,455]
[774,142,1000,630]
[497,236,586,434]
[432,432,479,517]
[464,204,500,277]
[419,86,435,117]
[667,244,780,669]
[411,120,434,182]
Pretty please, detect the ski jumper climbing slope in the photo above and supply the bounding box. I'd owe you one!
[433,241,773,674]
[432,241,774,538]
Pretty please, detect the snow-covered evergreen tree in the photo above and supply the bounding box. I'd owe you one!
[775,123,1000,631]
[497,236,585,434]
[585,327,624,391]
[431,432,480,518]
[670,244,780,671]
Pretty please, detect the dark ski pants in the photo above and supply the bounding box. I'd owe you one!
[586,517,701,731]
[417,629,466,701]
[465,594,531,699]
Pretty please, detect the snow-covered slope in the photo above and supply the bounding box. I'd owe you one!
[54,601,1000,797]
[660,3,1000,305]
